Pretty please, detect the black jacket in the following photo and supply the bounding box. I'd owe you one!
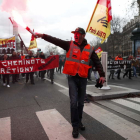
[39,54,45,59]
[26,55,34,59]
[10,55,19,60]
[42,34,105,77]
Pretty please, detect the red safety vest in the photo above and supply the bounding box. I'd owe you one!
[63,41,94,78]
[21,55,25,59]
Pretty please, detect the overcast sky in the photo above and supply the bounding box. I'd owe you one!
[0,0,138,52]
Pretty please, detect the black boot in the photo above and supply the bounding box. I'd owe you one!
[72,127,79,138]
[79,122,85,131]
[51,80,54,84]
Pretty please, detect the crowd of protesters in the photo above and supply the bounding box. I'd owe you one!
[108,54,140,80]
[0,51,66,88]
[87,54,140,82]
[1,51,139,88]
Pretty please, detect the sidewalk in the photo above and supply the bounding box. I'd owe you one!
[86,84,140,101]
[86,71,140,101]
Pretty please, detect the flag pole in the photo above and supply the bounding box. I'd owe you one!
[86,1,99,32]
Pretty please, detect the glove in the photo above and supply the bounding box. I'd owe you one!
[95,78,103,88]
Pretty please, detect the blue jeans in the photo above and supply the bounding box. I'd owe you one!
[133,66,137,77]
[68,75,87,127]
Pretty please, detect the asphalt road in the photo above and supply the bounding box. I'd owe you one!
[0,71,140,140]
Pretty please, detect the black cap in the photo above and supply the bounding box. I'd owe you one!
[71,27,86,34]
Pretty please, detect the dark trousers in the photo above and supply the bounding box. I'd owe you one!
[26,72,34,83]
[22,73,25,77]
[3,74,9,85]
[39,71,41,77]
[68,75,87,127]
[41,70,46,79]
[124,68,131,78]
[109,70,115,79]
[58,65,62,74]
[50,69,54,82]
[12,74,18,82]
[115,69,121,79]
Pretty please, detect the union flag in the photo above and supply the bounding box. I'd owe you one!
[86,0,112,43]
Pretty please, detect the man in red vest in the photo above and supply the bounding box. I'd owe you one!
[36,27,105,138]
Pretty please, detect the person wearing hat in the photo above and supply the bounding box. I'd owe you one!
[36,27,105,138]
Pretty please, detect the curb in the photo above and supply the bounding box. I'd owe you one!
[87,92,140,101]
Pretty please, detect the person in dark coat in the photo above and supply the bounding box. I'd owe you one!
[39,52,46,80]
[2,54,10,87]
[10,51,19,83]
[49,52,55,84]
[36,27,105,138]
[57,56,63,74]
[25,51,35,85]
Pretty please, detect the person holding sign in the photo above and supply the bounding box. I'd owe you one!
[36,27,105,138]
[115,54,123,79]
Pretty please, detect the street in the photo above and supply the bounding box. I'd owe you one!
[0,71,140,140]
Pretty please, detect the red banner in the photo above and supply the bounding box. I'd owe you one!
[0,55,59,74]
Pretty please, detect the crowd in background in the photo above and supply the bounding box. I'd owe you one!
[0,52,140,88]
[0,51,66,87]
[108,54,140,80]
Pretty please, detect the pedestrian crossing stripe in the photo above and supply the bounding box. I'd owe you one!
[128,97,140,103]
[0,117,11,140]
[1,102,140,140]
[84,103,140,140]
[36,109,85,140]
[112,99,140,112]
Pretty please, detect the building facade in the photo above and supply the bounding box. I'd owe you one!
[122,16,140,57]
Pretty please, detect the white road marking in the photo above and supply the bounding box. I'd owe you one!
[0,117,11,140]
[45,78,68,90]
[84,103,140,140]
[112,99,140,112]
[128,97,140,103]
[36,109,85,140]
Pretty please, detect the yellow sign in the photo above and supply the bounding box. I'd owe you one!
[86,0,112,43]
[28,35,37,50]
[95,47,103,58]
[0,36,16,54]
[0,36,16,45]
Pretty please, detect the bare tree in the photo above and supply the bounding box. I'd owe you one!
[89,37,101,48]
[131,0,140,15]
[44,44,63,56]
[108,15,124,57]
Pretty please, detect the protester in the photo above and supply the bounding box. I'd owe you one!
[57,56,64,74]
[39,52,46,80]
[10,51,19,83]
[21,51,26,78]
[35,52,40,77]
[109,69,115,79]
[17,52,21,59]
[123,64,132,79]
[25,51,35,85]
[36,27,105,138]
[115,54,123,79]
[49,52,55,84]
[132,57,139,78]
[2,54,10,87]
